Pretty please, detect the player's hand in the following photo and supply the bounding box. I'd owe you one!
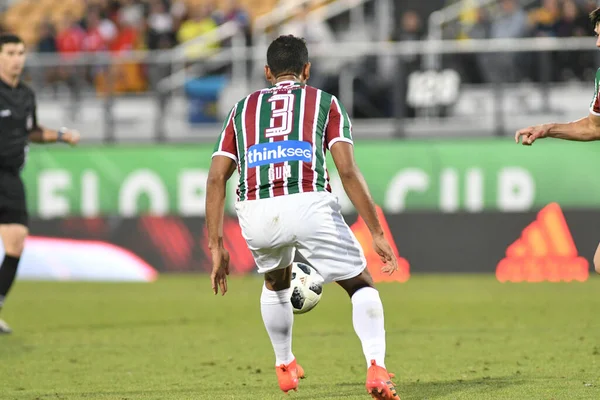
[372,233,398,275]
[210,246,230,296]
[62,129,81,146]
[515,124,550,146]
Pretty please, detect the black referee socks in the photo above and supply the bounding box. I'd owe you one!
[0,255,20,299]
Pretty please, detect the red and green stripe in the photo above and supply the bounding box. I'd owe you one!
[284,88,304,196]
[257,92,274,199]
[231,84,346,200]
[314,91,332,192]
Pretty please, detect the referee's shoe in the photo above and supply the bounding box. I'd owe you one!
[0,318,11,334]
[0,299,12,334]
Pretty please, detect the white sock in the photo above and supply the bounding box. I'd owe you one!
[352,287,387,369]
[260,284,295,366]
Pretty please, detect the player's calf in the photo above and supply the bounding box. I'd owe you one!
[261,266,297,393]
[0,223,28,256]
[0,223,28,329]
[338,269,389,369]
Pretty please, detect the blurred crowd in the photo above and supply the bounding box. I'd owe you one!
[450,0,599,83]
[377,0,600,109]
[1,0,599,118]
[4,0,253,94]
[3,0,340,95]
[33,0,251,55]
[344,0,600,118]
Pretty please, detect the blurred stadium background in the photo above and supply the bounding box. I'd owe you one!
[0,0,597,280]
[2,1,600,399]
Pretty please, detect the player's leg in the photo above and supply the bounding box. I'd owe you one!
[0,218,28,334]
[593,241,600,274]
[262,263,305,392]
[337,269,399,399]
[295,192,399,399]
[262,264,295,367]
[336,268,387,368]
[235,198,303,392]
[0,172,30,334]
[256,250,306,393]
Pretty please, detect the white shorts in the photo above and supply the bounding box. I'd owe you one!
[234,191,366,283]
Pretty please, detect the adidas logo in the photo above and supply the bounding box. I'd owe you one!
[496,203,589,283]
[350,205,410,283]
[299,277,306,285]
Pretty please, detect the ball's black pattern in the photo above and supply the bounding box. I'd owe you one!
[309,282,322,295]
[296,263,311,275]
[290,262,323,313]
[291,287,305,310]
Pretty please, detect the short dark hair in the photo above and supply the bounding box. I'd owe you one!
[590,7,600,28]
[266,35,309,78]
[0,33,23,50]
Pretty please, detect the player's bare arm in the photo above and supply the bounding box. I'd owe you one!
[515,114,600,145]
[29,126,81,145]
[329,141,398,274]
[206,155,236,295]
[516,13,600,146]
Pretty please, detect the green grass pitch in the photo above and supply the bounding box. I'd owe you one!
[1,274,599,399]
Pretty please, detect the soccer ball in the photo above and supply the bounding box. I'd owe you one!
[290,262,323,314]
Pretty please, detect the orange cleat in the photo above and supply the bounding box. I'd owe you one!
[275,358,305,393]
[365,360,400,400]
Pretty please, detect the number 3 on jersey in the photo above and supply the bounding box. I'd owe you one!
[265,93,295,138]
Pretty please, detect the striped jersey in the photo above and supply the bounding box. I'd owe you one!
[212,81,353,201]
[591,68,600,116]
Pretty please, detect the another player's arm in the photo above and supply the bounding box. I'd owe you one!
[515,114,600,145]
[546,114,600,141]
[27,95,80,145]
[517,70,600,145]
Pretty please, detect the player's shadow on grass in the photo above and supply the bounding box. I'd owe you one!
[47,318,196,332]
[389,376,522,400]
[288,376,523,399]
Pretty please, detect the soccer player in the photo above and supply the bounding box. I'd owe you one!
[515,8,600,275]
[0,34,81,334]
[206,35,400,400]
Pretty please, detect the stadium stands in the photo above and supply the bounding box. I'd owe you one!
[1,0,598,142]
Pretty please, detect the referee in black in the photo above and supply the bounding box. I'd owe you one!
[0,34,80,334]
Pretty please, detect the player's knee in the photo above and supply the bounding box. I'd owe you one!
[1,225,28,256]
[265,266,293,291]
[337,268,375,298]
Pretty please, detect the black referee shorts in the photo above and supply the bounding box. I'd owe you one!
[0,169,29,227]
